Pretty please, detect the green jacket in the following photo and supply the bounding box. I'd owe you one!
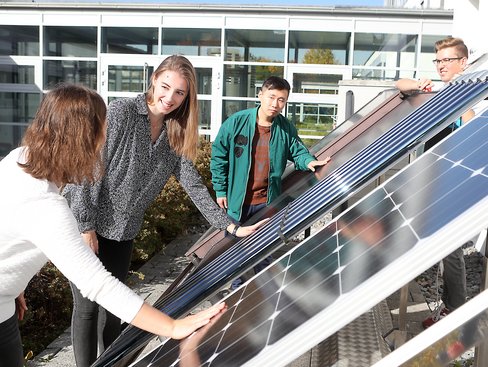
[211,107,316,221]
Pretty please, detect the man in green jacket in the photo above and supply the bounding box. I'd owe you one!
[211,76,330,288]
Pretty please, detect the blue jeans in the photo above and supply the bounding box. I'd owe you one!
[231,203,272,290]
[70,234,134,367]
[0,313,23,367]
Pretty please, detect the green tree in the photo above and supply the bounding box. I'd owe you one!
[303,48,337,65]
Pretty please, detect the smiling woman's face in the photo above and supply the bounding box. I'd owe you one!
[150,70,188,116]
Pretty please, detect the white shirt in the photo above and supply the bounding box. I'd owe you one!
[0,148,144,323]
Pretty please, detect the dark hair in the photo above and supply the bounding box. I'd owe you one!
[435,37,468,58]
[146,55,199,160]
[19,84,106,185]
[261,76,291,95]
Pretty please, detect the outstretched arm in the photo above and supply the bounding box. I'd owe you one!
[131,302,226,340]
[395,78,434,93]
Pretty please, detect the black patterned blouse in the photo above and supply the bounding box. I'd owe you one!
[63,94,230,241]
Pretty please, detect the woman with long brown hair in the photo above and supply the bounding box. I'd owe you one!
[0,83,225,367]
[63,55,264,366]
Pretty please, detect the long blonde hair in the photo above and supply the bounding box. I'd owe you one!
[146,55,199,161]
[20,84,106,185]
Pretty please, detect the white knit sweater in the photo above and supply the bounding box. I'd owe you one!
[0,148,144,324]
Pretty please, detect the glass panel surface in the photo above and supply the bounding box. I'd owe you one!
[195,68,212,95]
[43,60,97,89]
[222,100,257,121]
[292,73,342,95]
[223,64,284,97]
[108,65,152,93]
[162,28,221,56]
[198,100,211,129]
[225,29,285,62]
[0,64,35,84]
[0,92,41,157]
[102,27,158,54]
[353,33,417,70]
[287,102,336,142]
[44,26,97,57]
[288,30,350,65]
[352,67,416,80]
[0,25,39,56]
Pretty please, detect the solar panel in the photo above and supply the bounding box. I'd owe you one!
[131,106,488,367]
[93,74,488,367]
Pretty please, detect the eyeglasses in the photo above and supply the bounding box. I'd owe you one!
[432,57,464,66]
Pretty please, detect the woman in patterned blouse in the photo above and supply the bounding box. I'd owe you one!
[63,55,265,367]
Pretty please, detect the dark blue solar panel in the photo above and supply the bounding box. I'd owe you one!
[131,106,488,367]
[93,76,488,367]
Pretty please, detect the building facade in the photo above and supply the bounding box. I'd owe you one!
[0,2,452,157]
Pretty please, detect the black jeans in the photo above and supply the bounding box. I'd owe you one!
[70,234,134,367]
[0,313,23,367]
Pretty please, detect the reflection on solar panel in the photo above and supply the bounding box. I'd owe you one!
[131,107,488,367]
[93,74,488,367]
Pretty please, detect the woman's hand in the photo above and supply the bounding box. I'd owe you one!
[81,230,99,254]
[171,302,227,340]
[15,292,27,321]
[227,218,270,238]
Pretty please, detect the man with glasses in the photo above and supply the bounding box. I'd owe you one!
[396,37,474,328]
[211,76,330,289]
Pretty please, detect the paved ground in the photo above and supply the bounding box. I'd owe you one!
[28,230,431,367]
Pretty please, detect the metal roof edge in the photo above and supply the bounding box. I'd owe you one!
[0,2,453,18]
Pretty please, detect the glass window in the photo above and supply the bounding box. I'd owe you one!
[353,33,417,70]
[287,102,336,134]
[288,31,350,65]
[162,28,221,57]
[198,100,211,129]
[43,60,97,89]
[0,64,35,84]
[195,67,212,95]
[108,65,153,92]
[102,27,158,55]
[44,26,97,57]
[292,73,342,95]
[352,68,416,80]
[0,25,39,56]
[225,29,285,62]
[222,100,256,121]
[0,92,41,157]
[223,64,284,97]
